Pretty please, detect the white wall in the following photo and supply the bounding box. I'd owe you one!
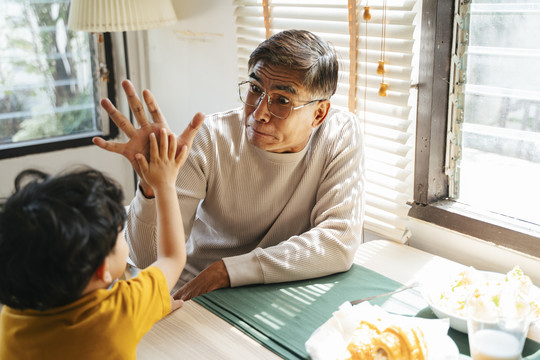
[144,0,240,134]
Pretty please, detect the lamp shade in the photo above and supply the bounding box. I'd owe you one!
[67,0,178,32]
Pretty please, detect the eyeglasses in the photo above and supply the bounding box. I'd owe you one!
[238,81,324,120]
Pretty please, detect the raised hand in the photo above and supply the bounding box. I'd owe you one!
[135,129,186,194]
[93,79,205,196]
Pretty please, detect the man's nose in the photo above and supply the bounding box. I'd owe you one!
[253,93,271,123]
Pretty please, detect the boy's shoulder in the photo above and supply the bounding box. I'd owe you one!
[0,266,171,359]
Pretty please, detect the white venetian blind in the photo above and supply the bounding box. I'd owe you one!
[233,0,419,242]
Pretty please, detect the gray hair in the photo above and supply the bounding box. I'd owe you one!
[248,30,338,99]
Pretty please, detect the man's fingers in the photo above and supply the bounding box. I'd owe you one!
[92,137,125,155]
[172,287,182,300]
[100,98,136,138]
[143,89,167,126]
[178,112,205,149]
[122,80,150,128]
[176,144,189,167]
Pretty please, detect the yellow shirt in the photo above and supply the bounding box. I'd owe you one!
[0,266,170,360]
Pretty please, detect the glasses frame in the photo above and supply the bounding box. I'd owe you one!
[238,80,325,120]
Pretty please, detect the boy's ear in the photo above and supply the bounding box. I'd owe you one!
[95,261,113,284]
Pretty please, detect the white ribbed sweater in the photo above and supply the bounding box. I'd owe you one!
[127,107,364,287]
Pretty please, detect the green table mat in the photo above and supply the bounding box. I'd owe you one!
[193,264,540,359]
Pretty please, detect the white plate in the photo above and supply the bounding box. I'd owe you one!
[422,270,540,340]
[305,302,459,360]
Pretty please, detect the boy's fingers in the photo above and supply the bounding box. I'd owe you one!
[135,154,149,174]
[158,128,168,158]
[170,297,184,313]
[148,133,158,161]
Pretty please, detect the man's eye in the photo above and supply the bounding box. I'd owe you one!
[276,95,291,106]
[250,84,263,94]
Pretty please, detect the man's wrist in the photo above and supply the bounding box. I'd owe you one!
[138,183,155,199]
[213,260,231,288]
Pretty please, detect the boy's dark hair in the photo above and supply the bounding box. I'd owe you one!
[0,167,127,311]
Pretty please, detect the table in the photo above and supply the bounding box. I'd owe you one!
[136,240,536,359]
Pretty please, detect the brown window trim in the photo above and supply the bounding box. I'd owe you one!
[410,0,540,258]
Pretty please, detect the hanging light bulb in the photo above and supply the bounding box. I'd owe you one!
[378,83,388,97]
[363,6,371,20]
[377,60,385,75]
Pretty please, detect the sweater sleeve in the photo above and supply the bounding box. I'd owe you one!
[125,124,210,269]
[223,114,365,286]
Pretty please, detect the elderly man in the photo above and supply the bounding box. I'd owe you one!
[95,29,364,301]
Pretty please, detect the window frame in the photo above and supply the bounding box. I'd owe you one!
[410,0,540,258]
[0,32,117,160]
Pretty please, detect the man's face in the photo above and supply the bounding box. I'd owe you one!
[243,62,328,153]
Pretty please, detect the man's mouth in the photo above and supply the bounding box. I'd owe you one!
[246,121,272,137]
[250,127,269,136]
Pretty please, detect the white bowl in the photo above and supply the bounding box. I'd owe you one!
[423,290,469,333]
[422,271,506,334]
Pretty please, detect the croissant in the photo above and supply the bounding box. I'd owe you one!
[346,321,382,360]
[346,322,428,360]
[372,325,427,360]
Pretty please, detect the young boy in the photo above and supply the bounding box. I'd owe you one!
[0,128,190,359]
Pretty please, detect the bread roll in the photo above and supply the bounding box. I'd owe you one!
[346,321,382,360]
[347,322,427,360]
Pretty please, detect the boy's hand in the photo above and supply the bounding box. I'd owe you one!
[135,128,187,192]
[170,297,184,313]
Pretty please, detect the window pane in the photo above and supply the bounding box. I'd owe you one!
[456,1,540,225]
[0,0,100,147]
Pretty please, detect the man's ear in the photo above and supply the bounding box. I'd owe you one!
[95,260,113,284]
[312,100,331,128]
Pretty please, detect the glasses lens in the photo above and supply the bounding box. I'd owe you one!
[239,82,261,107]
[238,82,292,119]
[268,93,292,119]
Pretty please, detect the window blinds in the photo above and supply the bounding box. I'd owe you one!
[233,0,418,242]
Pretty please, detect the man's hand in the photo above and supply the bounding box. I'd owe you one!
[93,79,204,197]
[173,260,231,301]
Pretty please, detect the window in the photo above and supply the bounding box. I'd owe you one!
[411,0,540,257]
[233,0,419,243]
[0,0,116,160]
